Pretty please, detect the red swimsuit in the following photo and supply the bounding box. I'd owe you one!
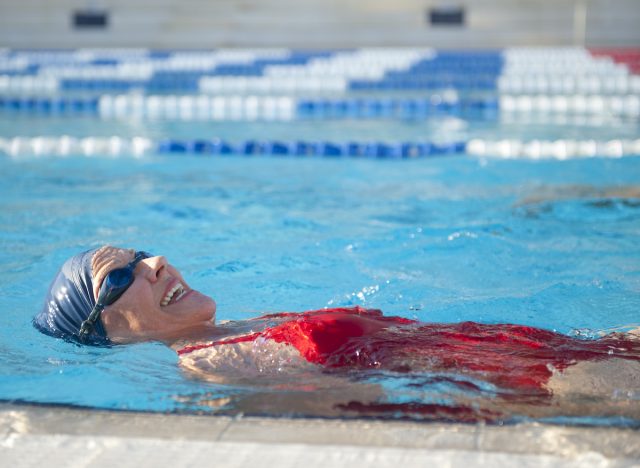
[178,306,640,394]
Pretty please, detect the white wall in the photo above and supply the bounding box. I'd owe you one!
[0,0,638,49]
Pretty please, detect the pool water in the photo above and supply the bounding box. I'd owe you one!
[1,146,639,424]
[1,48,640,425]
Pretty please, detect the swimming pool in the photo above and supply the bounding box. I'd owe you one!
[1,48,639,426]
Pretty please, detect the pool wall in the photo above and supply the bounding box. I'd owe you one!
[0,0,639,49]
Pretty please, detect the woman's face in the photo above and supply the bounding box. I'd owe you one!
[92,246,216,343]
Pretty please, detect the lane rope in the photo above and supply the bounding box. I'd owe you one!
[2,94,639,119]
[1,137,638,160]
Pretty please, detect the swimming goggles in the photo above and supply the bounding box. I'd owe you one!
[79,251,151,341]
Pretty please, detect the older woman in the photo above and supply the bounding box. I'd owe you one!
[34,246,640,420]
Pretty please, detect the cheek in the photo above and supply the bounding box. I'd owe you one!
[111,285,159,328]
[101,307,131,339]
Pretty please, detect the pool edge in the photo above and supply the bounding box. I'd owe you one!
[1,402,639,463]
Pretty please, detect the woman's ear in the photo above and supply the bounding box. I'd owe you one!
[100,307,132,343]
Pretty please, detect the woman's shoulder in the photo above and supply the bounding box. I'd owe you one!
[178,331,319,383]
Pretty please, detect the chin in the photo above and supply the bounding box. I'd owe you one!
[206,296,217,323]
[190,290,216,322]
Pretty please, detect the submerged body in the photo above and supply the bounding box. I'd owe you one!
[175,306,640,420]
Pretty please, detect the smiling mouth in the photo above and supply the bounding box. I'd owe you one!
[161,282,188,306]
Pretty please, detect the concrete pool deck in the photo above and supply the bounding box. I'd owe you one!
[2,404,640,467]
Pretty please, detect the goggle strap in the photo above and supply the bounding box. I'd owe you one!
[79,303,104,340]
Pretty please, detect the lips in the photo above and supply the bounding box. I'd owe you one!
[161,280,188,306]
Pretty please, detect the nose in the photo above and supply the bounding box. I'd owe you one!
[142,255,168,283]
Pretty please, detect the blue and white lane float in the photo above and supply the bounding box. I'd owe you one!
[1,137,639,160]
[0,137,463,158]
[0,95,488,120]
[2,94,640,119]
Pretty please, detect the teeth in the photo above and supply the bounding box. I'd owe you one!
[161,282,184,306]
[175,288,187,302]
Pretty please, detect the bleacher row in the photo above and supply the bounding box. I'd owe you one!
[0,47,638,96]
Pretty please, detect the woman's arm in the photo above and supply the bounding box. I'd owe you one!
[178,339,385,416]
[178,339,319,384]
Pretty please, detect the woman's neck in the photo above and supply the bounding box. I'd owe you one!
[162,319,252,351]
[160,321,216,349]
[161,314,297,351]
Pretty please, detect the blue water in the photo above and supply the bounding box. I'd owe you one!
[1,115,640,423]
